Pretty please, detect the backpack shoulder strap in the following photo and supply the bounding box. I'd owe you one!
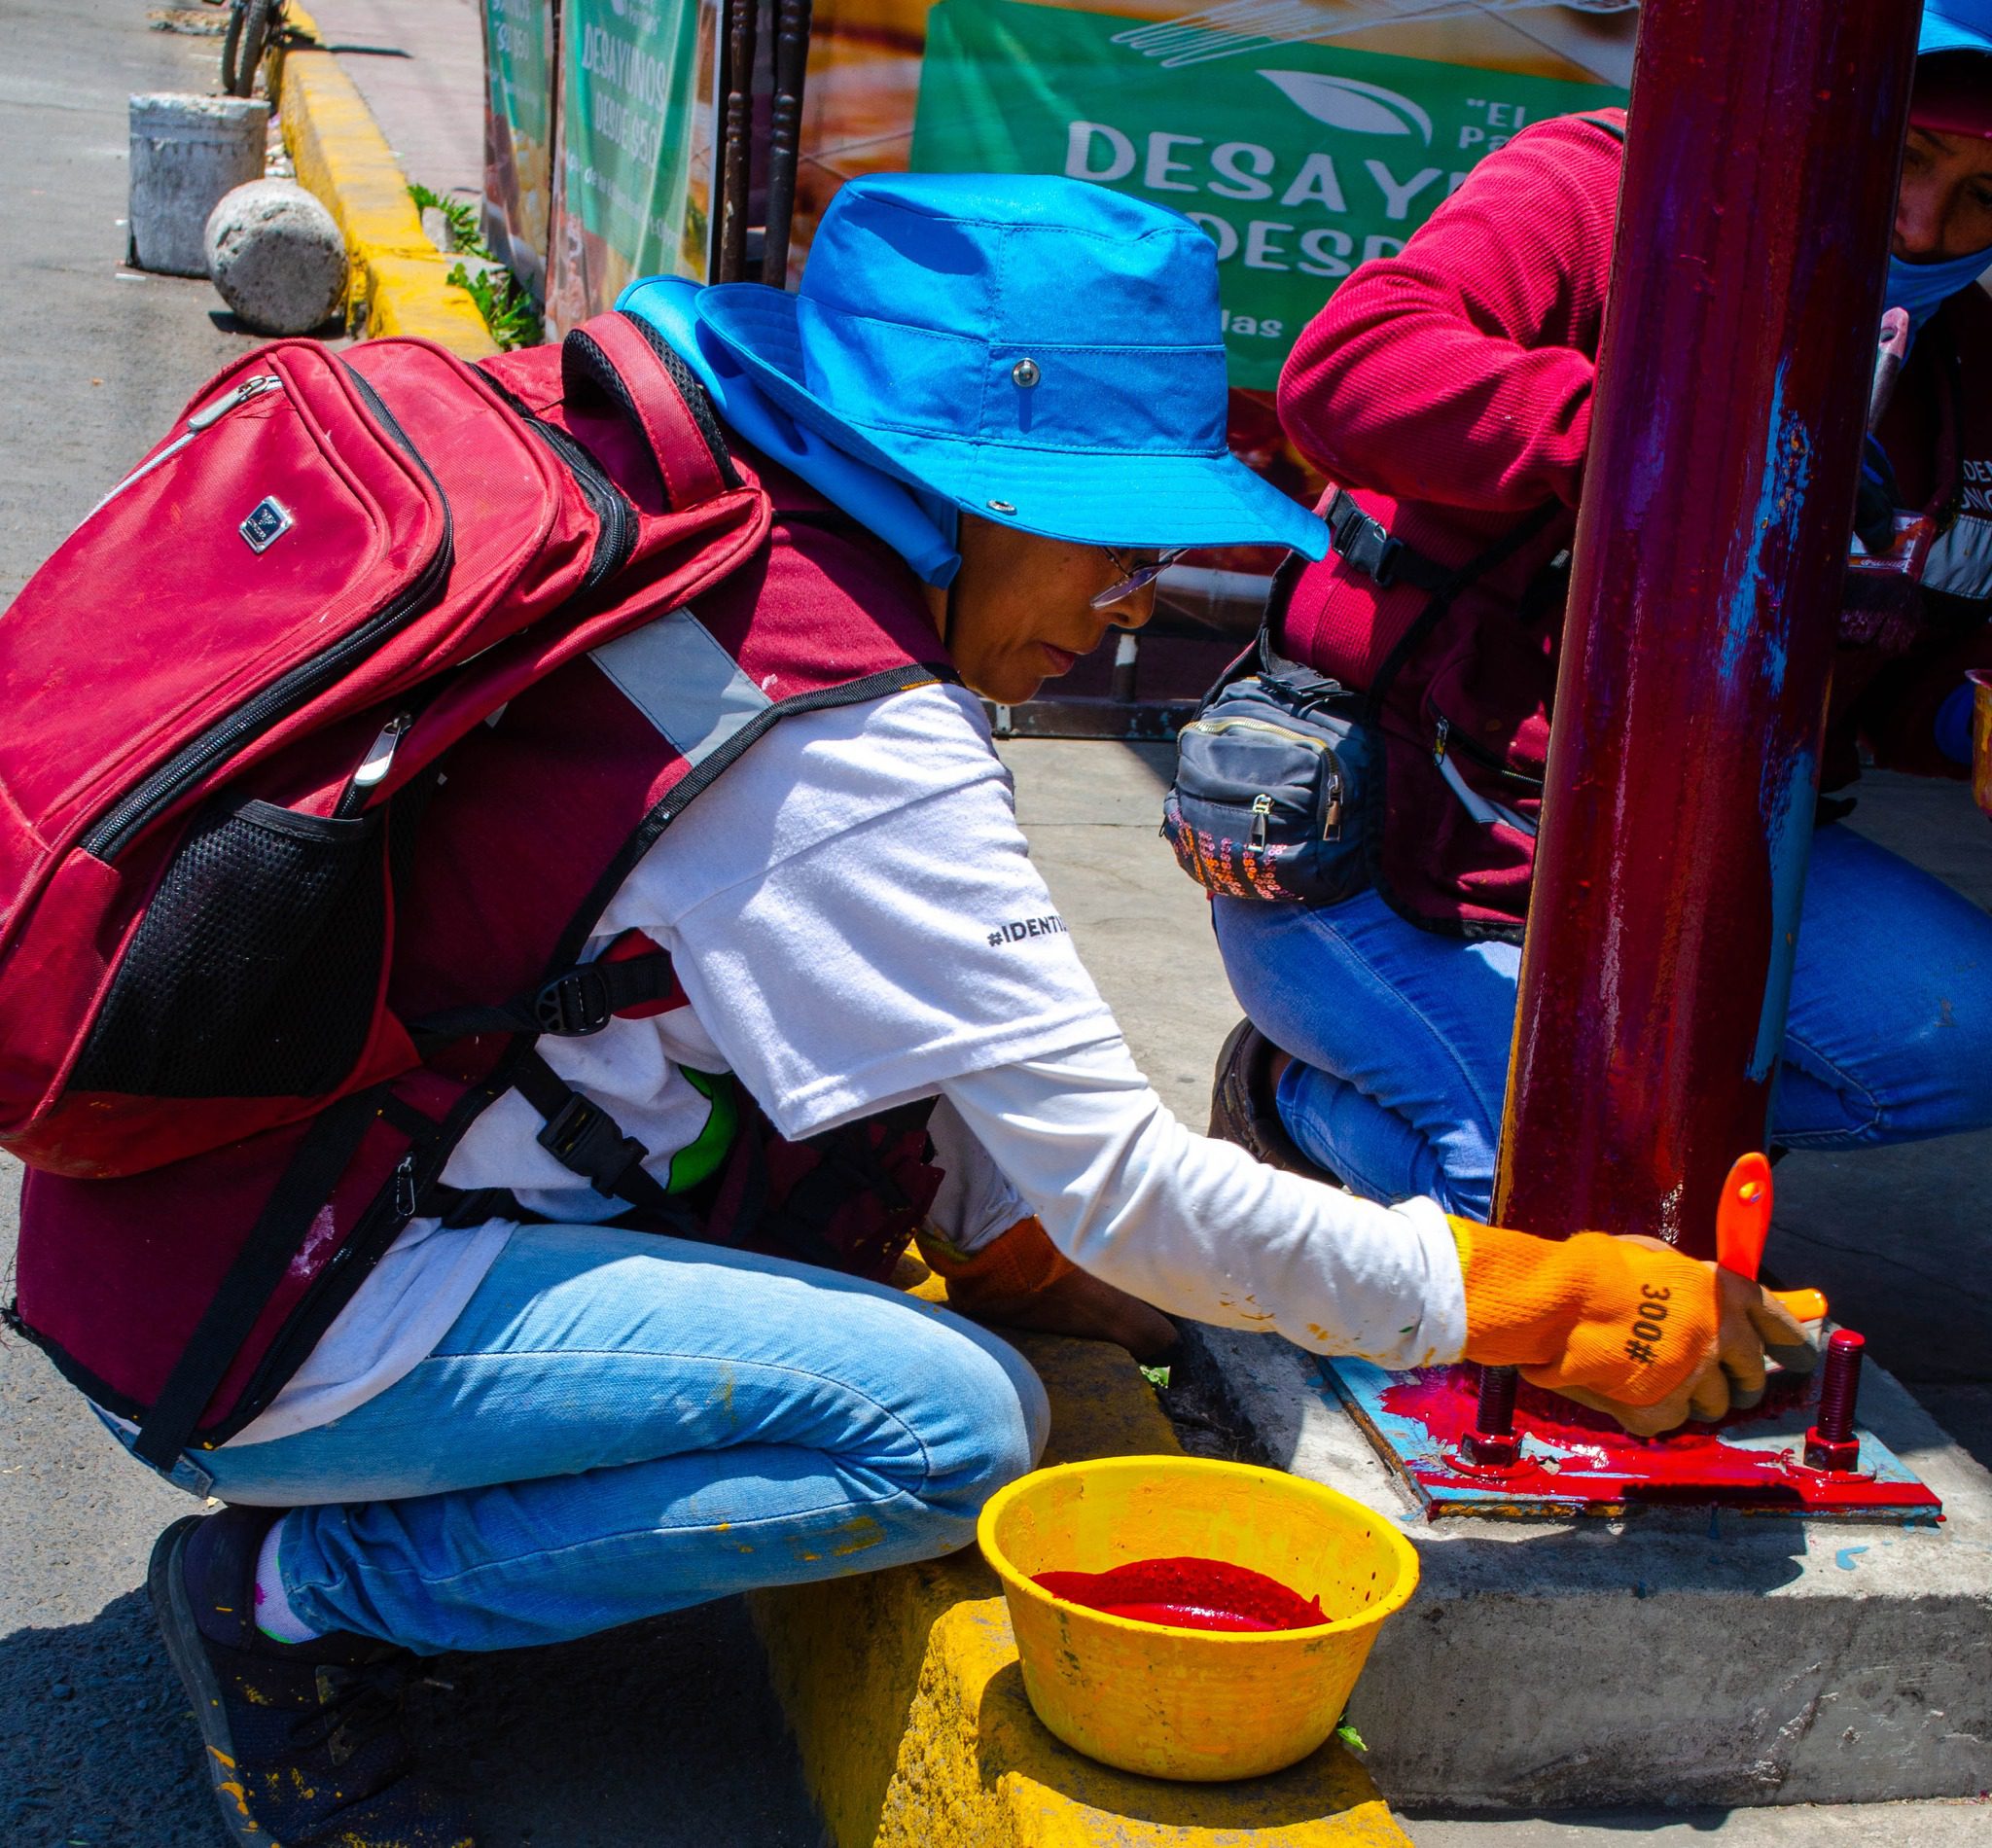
[1580,110,1627,143]
[561,310,743,513]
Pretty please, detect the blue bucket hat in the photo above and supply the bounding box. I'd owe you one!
[691,172,1328,559]
[1924,0,1992,58]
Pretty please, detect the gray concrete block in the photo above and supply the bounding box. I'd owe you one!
[1194,1325,1992,1811]
[1401,1797,1992,1845]
[127,92,267,277]
[204,179,347,336]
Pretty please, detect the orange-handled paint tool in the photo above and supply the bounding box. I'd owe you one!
[1717,1152,1828,1324]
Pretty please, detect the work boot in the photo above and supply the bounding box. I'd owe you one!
[150,1508,475,1848]
[1207,1016,1339,1184]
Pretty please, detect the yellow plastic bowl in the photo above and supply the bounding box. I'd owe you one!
[978,1455,1418,1783]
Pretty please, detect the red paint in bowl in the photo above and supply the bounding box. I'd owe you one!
[1033,1556,1327,1633]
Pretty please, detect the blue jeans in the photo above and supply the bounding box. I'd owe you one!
[149,1226,1049,1654]
[1215,824,1992,1220]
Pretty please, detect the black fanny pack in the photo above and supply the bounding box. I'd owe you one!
[1162,628,1376,906]
[1163,490,1563,908]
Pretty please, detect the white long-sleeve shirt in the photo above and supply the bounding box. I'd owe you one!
[226,679,1466,1445]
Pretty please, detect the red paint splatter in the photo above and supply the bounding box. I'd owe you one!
[1033,1557,1326,1632]
[1367,1364,1939,1514]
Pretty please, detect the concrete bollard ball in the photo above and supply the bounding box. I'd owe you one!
[204,180,348,336]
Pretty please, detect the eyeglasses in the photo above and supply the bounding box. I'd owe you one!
[1091,547,1189,610]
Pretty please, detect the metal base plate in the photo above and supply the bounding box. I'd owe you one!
[1318,1357,1943,1522]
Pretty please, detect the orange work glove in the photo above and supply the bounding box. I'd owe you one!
[1449,1218,1816,1437]
[916,1216,1077,1318]
[916,1219,1178,1363]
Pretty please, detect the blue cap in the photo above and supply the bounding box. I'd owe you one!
[1923,0,1992,58]
[691,173,1328,559]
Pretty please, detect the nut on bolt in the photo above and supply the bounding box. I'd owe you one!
[1460,1427,1521,1470]
[1456,1364,1521,1470]
[1803,1427,1862,1473]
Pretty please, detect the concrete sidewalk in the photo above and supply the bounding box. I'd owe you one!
[302,0,486,208]
[1005,738,1992,1846]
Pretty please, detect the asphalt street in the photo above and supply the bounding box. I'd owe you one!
[0,7,818,1845]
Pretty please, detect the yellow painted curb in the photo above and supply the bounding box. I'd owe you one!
[750,1314,1415,1848]
[266,8,496,357]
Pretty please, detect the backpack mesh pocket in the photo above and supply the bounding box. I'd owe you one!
[72,799,386,1098]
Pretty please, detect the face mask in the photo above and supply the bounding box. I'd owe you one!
[1886,247,1992,335]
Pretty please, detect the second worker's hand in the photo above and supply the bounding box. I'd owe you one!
[1545,1238,1821,1438]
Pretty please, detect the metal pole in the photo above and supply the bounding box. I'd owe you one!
[714,0,757,284]
[1492,0,1921,1257]
[761,0,812,288]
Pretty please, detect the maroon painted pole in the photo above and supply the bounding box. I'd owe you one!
[1492,0,1921,1257]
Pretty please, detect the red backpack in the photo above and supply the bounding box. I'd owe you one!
[0,312,771,1180]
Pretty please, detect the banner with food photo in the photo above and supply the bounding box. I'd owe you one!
[480,0,560,301]
[546,0,721,335]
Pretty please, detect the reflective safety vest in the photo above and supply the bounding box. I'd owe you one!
[7,447,955,1469]
[1283,273,1992,940]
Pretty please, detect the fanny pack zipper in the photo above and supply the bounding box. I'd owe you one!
[80,366,455,864]
[1189,714,1348,842]
[1185,713,1339,756]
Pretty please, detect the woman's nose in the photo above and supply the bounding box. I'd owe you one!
[1111,584,1159,632]
[1895,180,1947,260]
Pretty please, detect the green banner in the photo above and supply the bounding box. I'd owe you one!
[548,0,708,331]
[480,0,555,297]
[487,0,553,145]
[911,0,1623,391]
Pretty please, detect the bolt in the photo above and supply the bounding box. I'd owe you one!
[1459,1364,1521,1469]
[1476,1362,1518,1432]
[1803,1330,1865,1472]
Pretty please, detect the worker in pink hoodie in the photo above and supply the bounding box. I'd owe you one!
[1211,6,1992,1218]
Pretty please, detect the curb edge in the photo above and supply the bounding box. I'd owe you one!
[267,8,496,356]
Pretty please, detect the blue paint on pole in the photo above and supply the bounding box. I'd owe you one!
[1750,745,1818,1082]
[1720,365,1810,693]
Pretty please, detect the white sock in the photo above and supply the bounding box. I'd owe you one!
[252,1517,322,1645]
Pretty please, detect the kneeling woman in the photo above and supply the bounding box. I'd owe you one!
[13,176,1803,1848]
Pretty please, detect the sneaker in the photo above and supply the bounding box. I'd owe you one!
[1207,1017,1339,1184]
[149,1509,475,1848]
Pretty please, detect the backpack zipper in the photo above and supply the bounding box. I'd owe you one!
[82,373,283,521]
[476,370,637,589]
[522,416,637,587]
[79,368,455,864]
[333,709,413,820]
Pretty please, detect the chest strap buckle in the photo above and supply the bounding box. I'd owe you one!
[532,952,675,1037]
[536,1089,653,1198]
[534,966,616,1036]
[1325,489,1450,593]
